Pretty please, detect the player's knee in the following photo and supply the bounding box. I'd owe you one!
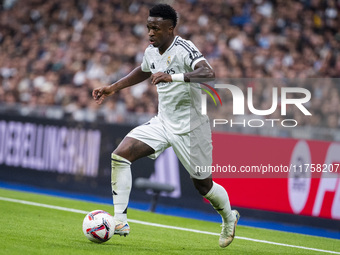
[112,148,127,158]
[112,146,134,162]
[111,153,131,168]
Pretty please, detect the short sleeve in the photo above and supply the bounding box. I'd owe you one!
[182,40,206,70]
[141,55,150,72]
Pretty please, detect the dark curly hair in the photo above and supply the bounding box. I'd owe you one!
[149,4,178,28]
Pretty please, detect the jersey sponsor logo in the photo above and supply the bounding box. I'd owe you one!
[164,68,175,75]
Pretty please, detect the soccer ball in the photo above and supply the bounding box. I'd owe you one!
[82,210,115,243]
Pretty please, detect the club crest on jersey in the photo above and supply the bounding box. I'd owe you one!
[167,56,171,65]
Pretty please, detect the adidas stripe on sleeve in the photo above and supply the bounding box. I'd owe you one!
[176,39,205,70]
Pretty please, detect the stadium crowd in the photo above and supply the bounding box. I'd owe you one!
[0,0,340,131]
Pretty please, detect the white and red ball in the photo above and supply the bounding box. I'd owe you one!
[82,210,115,243]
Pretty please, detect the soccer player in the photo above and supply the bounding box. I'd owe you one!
[92,4,240,248]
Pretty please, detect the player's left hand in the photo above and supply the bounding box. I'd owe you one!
[151,72,172,85]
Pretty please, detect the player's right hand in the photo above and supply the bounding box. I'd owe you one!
[92,86,115,105]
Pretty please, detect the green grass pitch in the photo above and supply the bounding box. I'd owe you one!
[0,188,339,255]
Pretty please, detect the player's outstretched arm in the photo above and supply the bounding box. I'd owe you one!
[92,66,151,104]
[150,60,214,85]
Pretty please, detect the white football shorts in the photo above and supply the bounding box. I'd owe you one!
[126,116,212,179]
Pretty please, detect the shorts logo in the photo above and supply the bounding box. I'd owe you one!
[151,63,155,69]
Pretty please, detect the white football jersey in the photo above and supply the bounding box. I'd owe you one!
[141,36,209,134]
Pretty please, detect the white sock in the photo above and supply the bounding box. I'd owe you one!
[204,181,235,224]
[111,153,132,222]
